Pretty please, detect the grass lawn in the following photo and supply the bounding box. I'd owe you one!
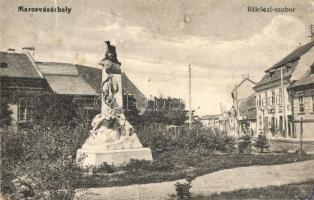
[193,179,314,200]
[78,151,314,188]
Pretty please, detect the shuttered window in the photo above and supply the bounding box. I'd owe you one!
[299,96,304,113]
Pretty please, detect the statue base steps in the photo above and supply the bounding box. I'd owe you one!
[76,148,153,167]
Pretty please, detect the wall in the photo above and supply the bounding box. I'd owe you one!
[1,77,98,128]
[292,95,314,139]
[255,83,293,137]
[1,77,45,126]
[236,80,256,100]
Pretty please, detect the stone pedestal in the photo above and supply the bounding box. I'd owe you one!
[76,118,154,167]
[76,127,153,167]
[76,148,153,167]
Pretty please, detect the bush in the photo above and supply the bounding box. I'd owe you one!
[93,162,116,174]
[175,126,236,155]
[238,134,252,154]
[3,158,84,200]
[123,158,175,174]
[169,175,195,200]
[136,123,176,154]
[151,157,175,171]
[5,124,90,162]
[33,94,89,127]
[2,95,92,200]
[124,159,153,174]
[136,124,236,156]
[124,95,188,128]
[253,133,269,153]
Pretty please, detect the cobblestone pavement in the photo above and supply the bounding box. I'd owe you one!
[76,159,314,200]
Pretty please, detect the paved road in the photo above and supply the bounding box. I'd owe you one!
[76,160,314,200]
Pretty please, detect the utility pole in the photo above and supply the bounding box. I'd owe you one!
[299,117,303,155]
[308,24,314,41]
[188,64,192,130]
[280,67,286,137]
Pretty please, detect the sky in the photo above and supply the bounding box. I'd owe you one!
[1,0,314,115]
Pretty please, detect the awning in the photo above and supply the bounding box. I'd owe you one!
[45,75,97,96]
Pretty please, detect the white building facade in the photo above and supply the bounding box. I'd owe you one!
[254,41,314,138]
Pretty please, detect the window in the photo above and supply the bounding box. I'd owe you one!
[272,91,276,105]
[259,94,261,107]
[0,62,8,68]
[282,67,287,73]
[262,98,267,107]
[277,89,282,105]
[299,96,304,113]
[268,97,273,106]
[264,117,268,130]
[265,92,268,104]
[269,72,274,78]
[19,96,34,122]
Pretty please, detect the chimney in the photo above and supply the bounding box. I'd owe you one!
[7,48,15,53]
[22,47,35,57]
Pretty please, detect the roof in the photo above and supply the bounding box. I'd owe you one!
[75,64,147,101]
[76,65,102,92]
[238,94,256,120]
[289,63,314,89]
[77,65,147,98]
[37,62,79,76]
[231,78,256,93]
[254,61,297,91]
[45,75,97,96]
[255,41,314,92]
[76,65,148,110]
[0,52,43,79]
[121,72,146,98]
[36,62,146,100]
[36,62,97,96]
[266,41,314,72]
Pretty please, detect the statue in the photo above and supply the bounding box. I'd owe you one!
[76,41,152,166]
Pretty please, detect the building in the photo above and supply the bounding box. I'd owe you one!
[254,41,314,138]
[36,61,98,118]
[231,76,256,109]
[0,50,147,128]
[199,114,220,129]
[288,62,314,139]
[230,77,256,134]
[237,94,257,135]
[0,51,47,128]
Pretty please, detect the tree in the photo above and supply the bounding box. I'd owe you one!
[3,95,91,200]
[33,94,88,127]
[238,134,252,154]
[124,95,188,128]
[0,102,13,128]
[254,133,269,153]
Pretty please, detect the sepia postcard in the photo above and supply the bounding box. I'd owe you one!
[1,0,314,199]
